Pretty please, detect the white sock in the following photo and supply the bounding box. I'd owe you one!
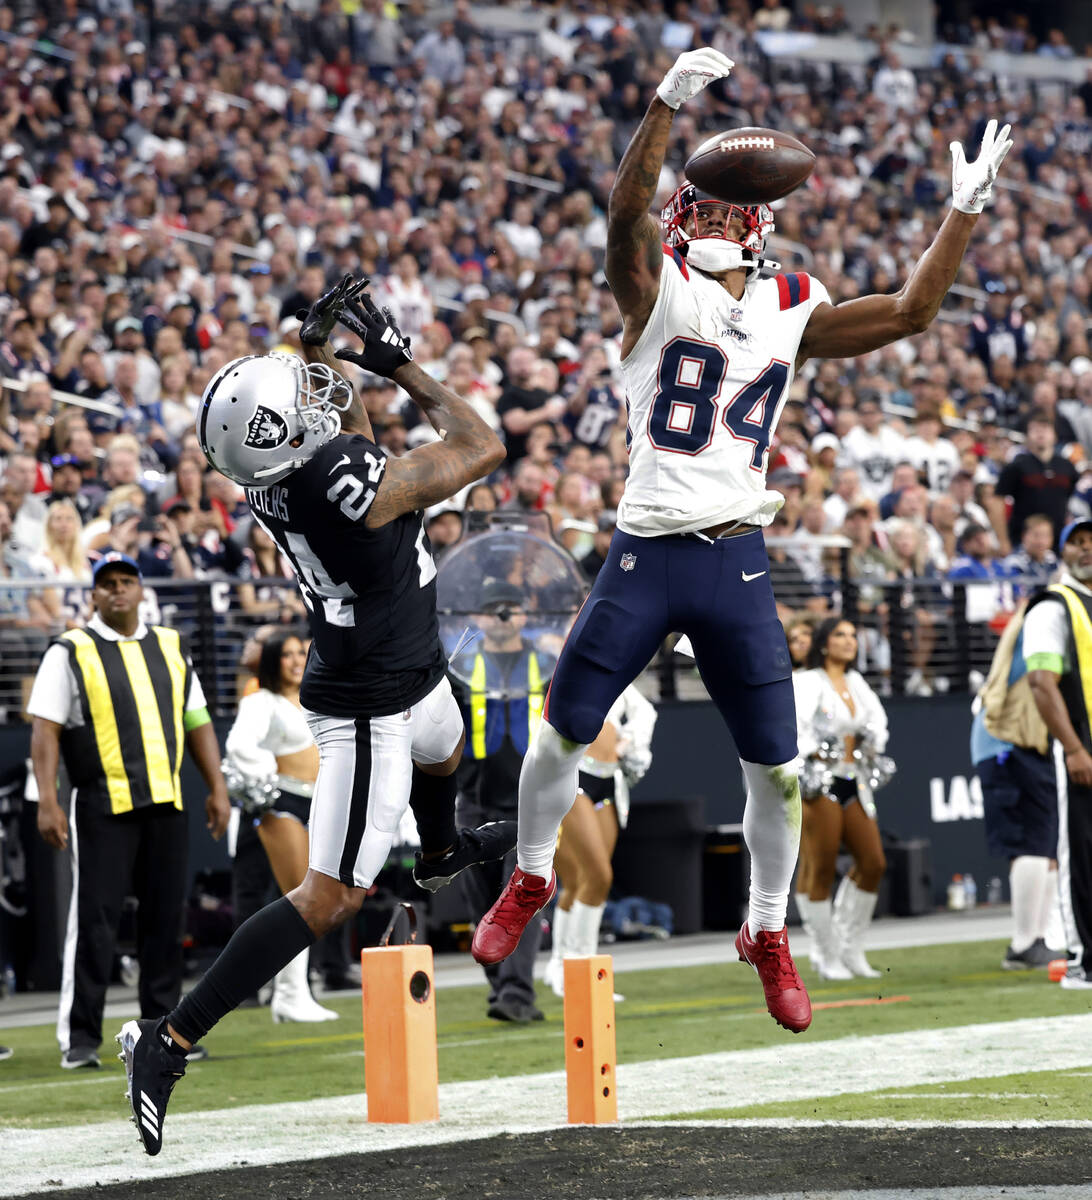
[568,899,605,957]
[741,758,801,932]
[1009,856,1050,953]
[517,721,586,878]
[550,905,570,966]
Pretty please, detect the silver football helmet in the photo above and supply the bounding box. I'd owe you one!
[196,352,352,488]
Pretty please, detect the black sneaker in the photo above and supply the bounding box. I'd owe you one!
[413,821,517,892]
[486,996,545,1024]
[116,1018,187,1156]
[0,1045,12,1061]
[1002,938,1056,970]
[61,1046,101,1069]
[184,1043,208,1063]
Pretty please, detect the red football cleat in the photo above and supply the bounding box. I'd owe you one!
[471,868,557,965]
[735,923,812,1033]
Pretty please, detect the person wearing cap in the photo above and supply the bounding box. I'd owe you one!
[28,552,230,1068]
[449,580,558,1023]
[1024,519,1092,989]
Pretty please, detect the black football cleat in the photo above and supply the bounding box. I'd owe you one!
[412,821,517,892]
[117,1018,187,1156]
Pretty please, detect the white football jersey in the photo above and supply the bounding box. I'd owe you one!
[617,248,830,536]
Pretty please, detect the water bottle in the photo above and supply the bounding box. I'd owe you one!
[964,873,977,910]
[947,874,966,910]
[987,876,1003,905]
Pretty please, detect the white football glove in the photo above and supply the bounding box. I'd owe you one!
[656,47,734,111]
[950,118,1013,215]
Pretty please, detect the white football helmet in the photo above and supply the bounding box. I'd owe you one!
[196,353,352,488]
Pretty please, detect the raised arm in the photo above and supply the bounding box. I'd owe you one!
[365,363,504,526]
[606,49,734,352]
[329,293,504,527]
[798,120,1013,366]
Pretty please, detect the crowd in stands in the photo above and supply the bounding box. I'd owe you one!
[0,0,1091,707]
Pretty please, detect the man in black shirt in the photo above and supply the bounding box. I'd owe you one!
[496,345,568,464]
[118,278,512,1156]
[991,411,1077,552]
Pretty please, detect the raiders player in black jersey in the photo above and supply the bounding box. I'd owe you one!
[117,278,510,1156]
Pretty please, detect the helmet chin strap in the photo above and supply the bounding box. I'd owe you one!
[683,237,780,275]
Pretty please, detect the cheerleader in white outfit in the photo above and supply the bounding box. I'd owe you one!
[543,684,657,997]
[793,617,890,980]
[226,632,337,1023]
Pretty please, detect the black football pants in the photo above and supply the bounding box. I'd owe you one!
[58,800,187,1052]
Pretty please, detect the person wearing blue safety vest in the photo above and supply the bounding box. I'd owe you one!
[451,579,557,1023]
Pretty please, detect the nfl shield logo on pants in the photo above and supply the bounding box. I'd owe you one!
[619,552,637,572]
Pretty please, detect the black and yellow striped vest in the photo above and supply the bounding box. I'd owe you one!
[58,625,191,815]
[1029,584,1092,753]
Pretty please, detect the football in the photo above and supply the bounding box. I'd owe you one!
[684,127,816,205]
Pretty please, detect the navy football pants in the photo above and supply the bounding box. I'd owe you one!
[545,529,797,765]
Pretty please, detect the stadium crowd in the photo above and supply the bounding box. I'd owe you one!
[1,0,1091,709]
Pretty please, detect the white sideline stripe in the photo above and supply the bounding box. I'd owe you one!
[3,1012,1092,1196]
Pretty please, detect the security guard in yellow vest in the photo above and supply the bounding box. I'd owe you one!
[451,580,556,1023]
[28,553,231,1069]
[1026,521,1092,991]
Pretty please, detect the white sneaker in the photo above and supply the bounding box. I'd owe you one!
[1061,969,1092,990]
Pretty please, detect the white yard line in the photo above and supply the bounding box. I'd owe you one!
[3,1012,1091,1197]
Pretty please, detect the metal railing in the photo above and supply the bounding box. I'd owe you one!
[0,559,1039,725]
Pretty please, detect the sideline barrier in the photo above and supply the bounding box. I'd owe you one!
[563,955,618,1125]
[361,905,439,1123]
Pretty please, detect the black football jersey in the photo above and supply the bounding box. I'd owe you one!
[245,433,445,718]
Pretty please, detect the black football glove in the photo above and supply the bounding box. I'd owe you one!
[334,287,414,378]
[297,274,368,347]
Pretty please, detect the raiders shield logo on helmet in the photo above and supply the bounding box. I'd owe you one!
[243,405,290,450]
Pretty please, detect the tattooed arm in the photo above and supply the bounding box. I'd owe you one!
[605,99,674,358]
[302,340,375,441]
[364,362,505,528]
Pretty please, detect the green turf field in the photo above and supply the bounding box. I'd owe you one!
[1,937,1088,1130]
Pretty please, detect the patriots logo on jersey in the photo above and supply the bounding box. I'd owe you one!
[243,405,289,450]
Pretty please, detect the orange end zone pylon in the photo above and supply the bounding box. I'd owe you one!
[563,954,618,1124]
[361,905,439,1123]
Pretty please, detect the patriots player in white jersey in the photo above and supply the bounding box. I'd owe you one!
[472,48,1013,1031]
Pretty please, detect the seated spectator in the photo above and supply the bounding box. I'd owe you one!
[424,502,463,562]
[949,524,1007,580]
[32,499,91,585]
[823,466,863,531]
[546,471,597,559]
[161,457,230,542]
[878,462,921,520]
[1,451,48,555]
[503,459,549,514]
[82,484,148,553]
[905,411,960,495]
[1001,513,1058,590]
[0,498,52,716]
[578,509,616,583]
[765,511,820,619]
[235,520,307,625]
[807,432,841,498]
[93,504,194,580]
[47,453,101,524]
[949,469,992,540]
